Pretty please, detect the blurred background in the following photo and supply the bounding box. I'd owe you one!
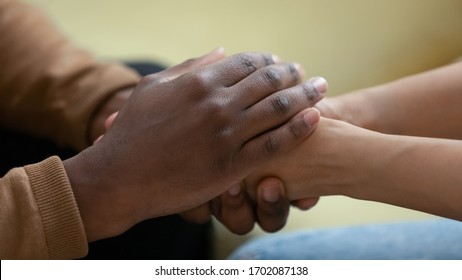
[24,0,462,259]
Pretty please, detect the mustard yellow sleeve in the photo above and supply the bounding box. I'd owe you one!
[0,0,140,150]
[0,156,87,259]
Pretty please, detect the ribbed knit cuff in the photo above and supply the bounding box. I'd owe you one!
[24,156,88,259]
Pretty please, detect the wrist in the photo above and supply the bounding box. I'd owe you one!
[329,89,379,130]
[62,147,136,242]
[317,120,379,197]
[337,131,398,200]
[245,119,379,200]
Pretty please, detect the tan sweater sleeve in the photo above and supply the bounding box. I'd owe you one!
[0,156,87,259]
[0,0,141,150]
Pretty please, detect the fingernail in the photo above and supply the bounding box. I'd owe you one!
[205,47,225,57]
[311,77,328,94]
[303,108,321,126]
[262,185,280,203]
[213,46,225,54]
[272,54,280,63]
[294,63,305,79]
[228,185,241,196]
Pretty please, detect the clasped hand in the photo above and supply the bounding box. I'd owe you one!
[71,49,326,241]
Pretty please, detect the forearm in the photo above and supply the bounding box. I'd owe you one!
[0,0,139,150]
[343,133,462,221]
[246,118,462,221]
[333,61,462,139]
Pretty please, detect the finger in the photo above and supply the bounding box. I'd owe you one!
[314,98,342,120]
[291,197,320,211]
[241,77,327,140]
[146,47,226,82]
[306,76,328,100]
[255,178,291,232]
[93,111,119,144]
[104,112,118,130]
[93,134,104,144]
[180,203,212,224]
[239,107,321,164]
[194,52,277,88]
[211,184,255,235]
[228,62,303,108]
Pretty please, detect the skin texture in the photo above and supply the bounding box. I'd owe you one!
[64,51,324,242]
[89,48,229,145]
[95,50,328,235]
[249,61,462,221]
[103,111,321,235]
[89,87,134,145]
[247,117,462,220]
[317,61,462,139]
[103,109,321,234]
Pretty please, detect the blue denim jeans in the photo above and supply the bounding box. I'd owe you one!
[228,219,462,260]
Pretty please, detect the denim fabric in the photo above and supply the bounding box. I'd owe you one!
[228,219,462,260]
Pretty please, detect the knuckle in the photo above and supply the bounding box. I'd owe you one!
[262,53,275,66]
[205,99,228,120]
[262,67,282,89]
[287,63,299,82]
[270,95,291,115]
[264,135,280,155]
[165,72,210,101]
[189,71,213,92]
[181,57,199,67]
[237,53,258,73]
[302,82,320,101]
[288,118,303,137]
